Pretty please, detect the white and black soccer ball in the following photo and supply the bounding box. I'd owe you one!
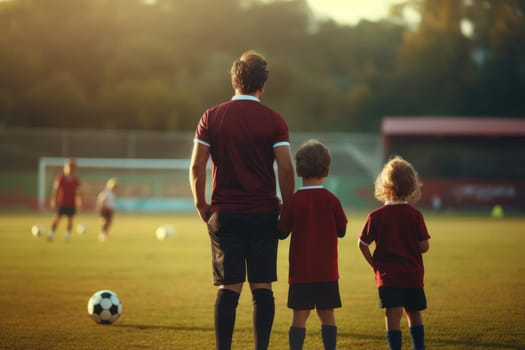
[155,225,175,240]
[87,290,122,325]
[31,224,44,237]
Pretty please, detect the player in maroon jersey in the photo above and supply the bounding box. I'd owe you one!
[358,156,430,350]
[277,140,347,350]
[189,50,295,350]
[48,158,82,242]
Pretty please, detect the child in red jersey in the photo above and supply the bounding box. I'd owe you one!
[96,177,118,242]
[358,156,430,350]
[277,140,348,350]
[48,158,82,242]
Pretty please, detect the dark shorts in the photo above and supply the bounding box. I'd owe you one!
[100,208,114,220]
[208,213,278,286]
[57,206,76,217]
[288,281,342,310]
[378,287,427,311]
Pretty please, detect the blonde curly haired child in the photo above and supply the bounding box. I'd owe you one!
[358,156,430,350]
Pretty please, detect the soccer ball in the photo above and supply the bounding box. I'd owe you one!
[155,225,175,240]
[87,290,122,325]
[31,224,44,237]
[76,224,87,234]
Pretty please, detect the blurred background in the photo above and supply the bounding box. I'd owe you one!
[0,0,524,213]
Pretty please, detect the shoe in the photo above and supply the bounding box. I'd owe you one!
[98,233,107,242]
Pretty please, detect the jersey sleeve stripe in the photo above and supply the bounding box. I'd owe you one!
[194,138,210,147]
[273,141,290,148]
[359,238,370,246]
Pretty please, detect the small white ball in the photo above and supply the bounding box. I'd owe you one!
[156,225,175,240]
[31,224,44,237]
[77,224,87,234]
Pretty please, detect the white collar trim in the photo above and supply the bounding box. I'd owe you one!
[385,201,408,205]
[232,95,260,102]
[298,186,324,190]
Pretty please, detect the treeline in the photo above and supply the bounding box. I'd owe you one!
[0,0,523,132]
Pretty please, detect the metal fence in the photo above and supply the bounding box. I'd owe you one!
[0,128,382,210]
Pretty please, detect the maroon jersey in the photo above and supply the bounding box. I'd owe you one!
[277,187,348,284]
[194,96,290,214]
[359,203,430,288]
[55,174,80,207]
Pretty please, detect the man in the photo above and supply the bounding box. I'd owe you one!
[189,50,295,350]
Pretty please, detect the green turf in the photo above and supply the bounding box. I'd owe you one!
[0,212,524,349]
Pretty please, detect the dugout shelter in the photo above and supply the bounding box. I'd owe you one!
[381,117,525,212]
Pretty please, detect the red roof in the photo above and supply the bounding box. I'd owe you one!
[382,117,525,136]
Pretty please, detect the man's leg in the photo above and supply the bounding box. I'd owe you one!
[215,286,241,350]
[251,283,274,350]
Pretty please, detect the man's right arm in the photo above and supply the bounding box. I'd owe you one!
[189,141,211,222]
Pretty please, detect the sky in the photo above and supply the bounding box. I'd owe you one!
[0,0,412,26]
[305,0,403,25]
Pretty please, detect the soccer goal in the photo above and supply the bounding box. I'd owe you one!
[38,157,201,212]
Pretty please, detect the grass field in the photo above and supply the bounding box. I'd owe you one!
[1,211,524,350]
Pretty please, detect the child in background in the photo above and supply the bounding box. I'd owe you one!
[277,139,348,350]
[358,156,430,350]
[48,158,82,242]
[96,178,118,242]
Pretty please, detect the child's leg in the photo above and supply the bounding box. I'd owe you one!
[102,215,112,232]
[289,310,309,350]
[317,309,336,350]
[99,217,109,241]
[317,308,336,326]
[385,307,404,350]
[406,309,425,350]
[292,309,310,328]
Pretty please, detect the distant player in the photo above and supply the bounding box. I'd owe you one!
[48,158,82,242]
[277,140,348,350]
[96,178,118,242]
[358,156,430,350]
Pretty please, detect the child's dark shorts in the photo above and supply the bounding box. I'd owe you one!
[208,213,278,286]
[100,208,114,220]
[288,281,342,310]
[378,287,427,310]
[58,206,76,217]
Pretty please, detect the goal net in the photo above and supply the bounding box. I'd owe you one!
[38,157,201,212]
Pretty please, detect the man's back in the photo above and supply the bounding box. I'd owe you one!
[196,98,289,213]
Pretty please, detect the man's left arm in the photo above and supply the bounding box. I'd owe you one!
[274,145,295,203]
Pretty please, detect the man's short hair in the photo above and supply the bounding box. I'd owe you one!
[230,50,269,94]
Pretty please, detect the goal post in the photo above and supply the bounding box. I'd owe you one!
[38,157,200,212]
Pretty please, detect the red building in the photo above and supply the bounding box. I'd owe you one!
[382,117,525,212]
